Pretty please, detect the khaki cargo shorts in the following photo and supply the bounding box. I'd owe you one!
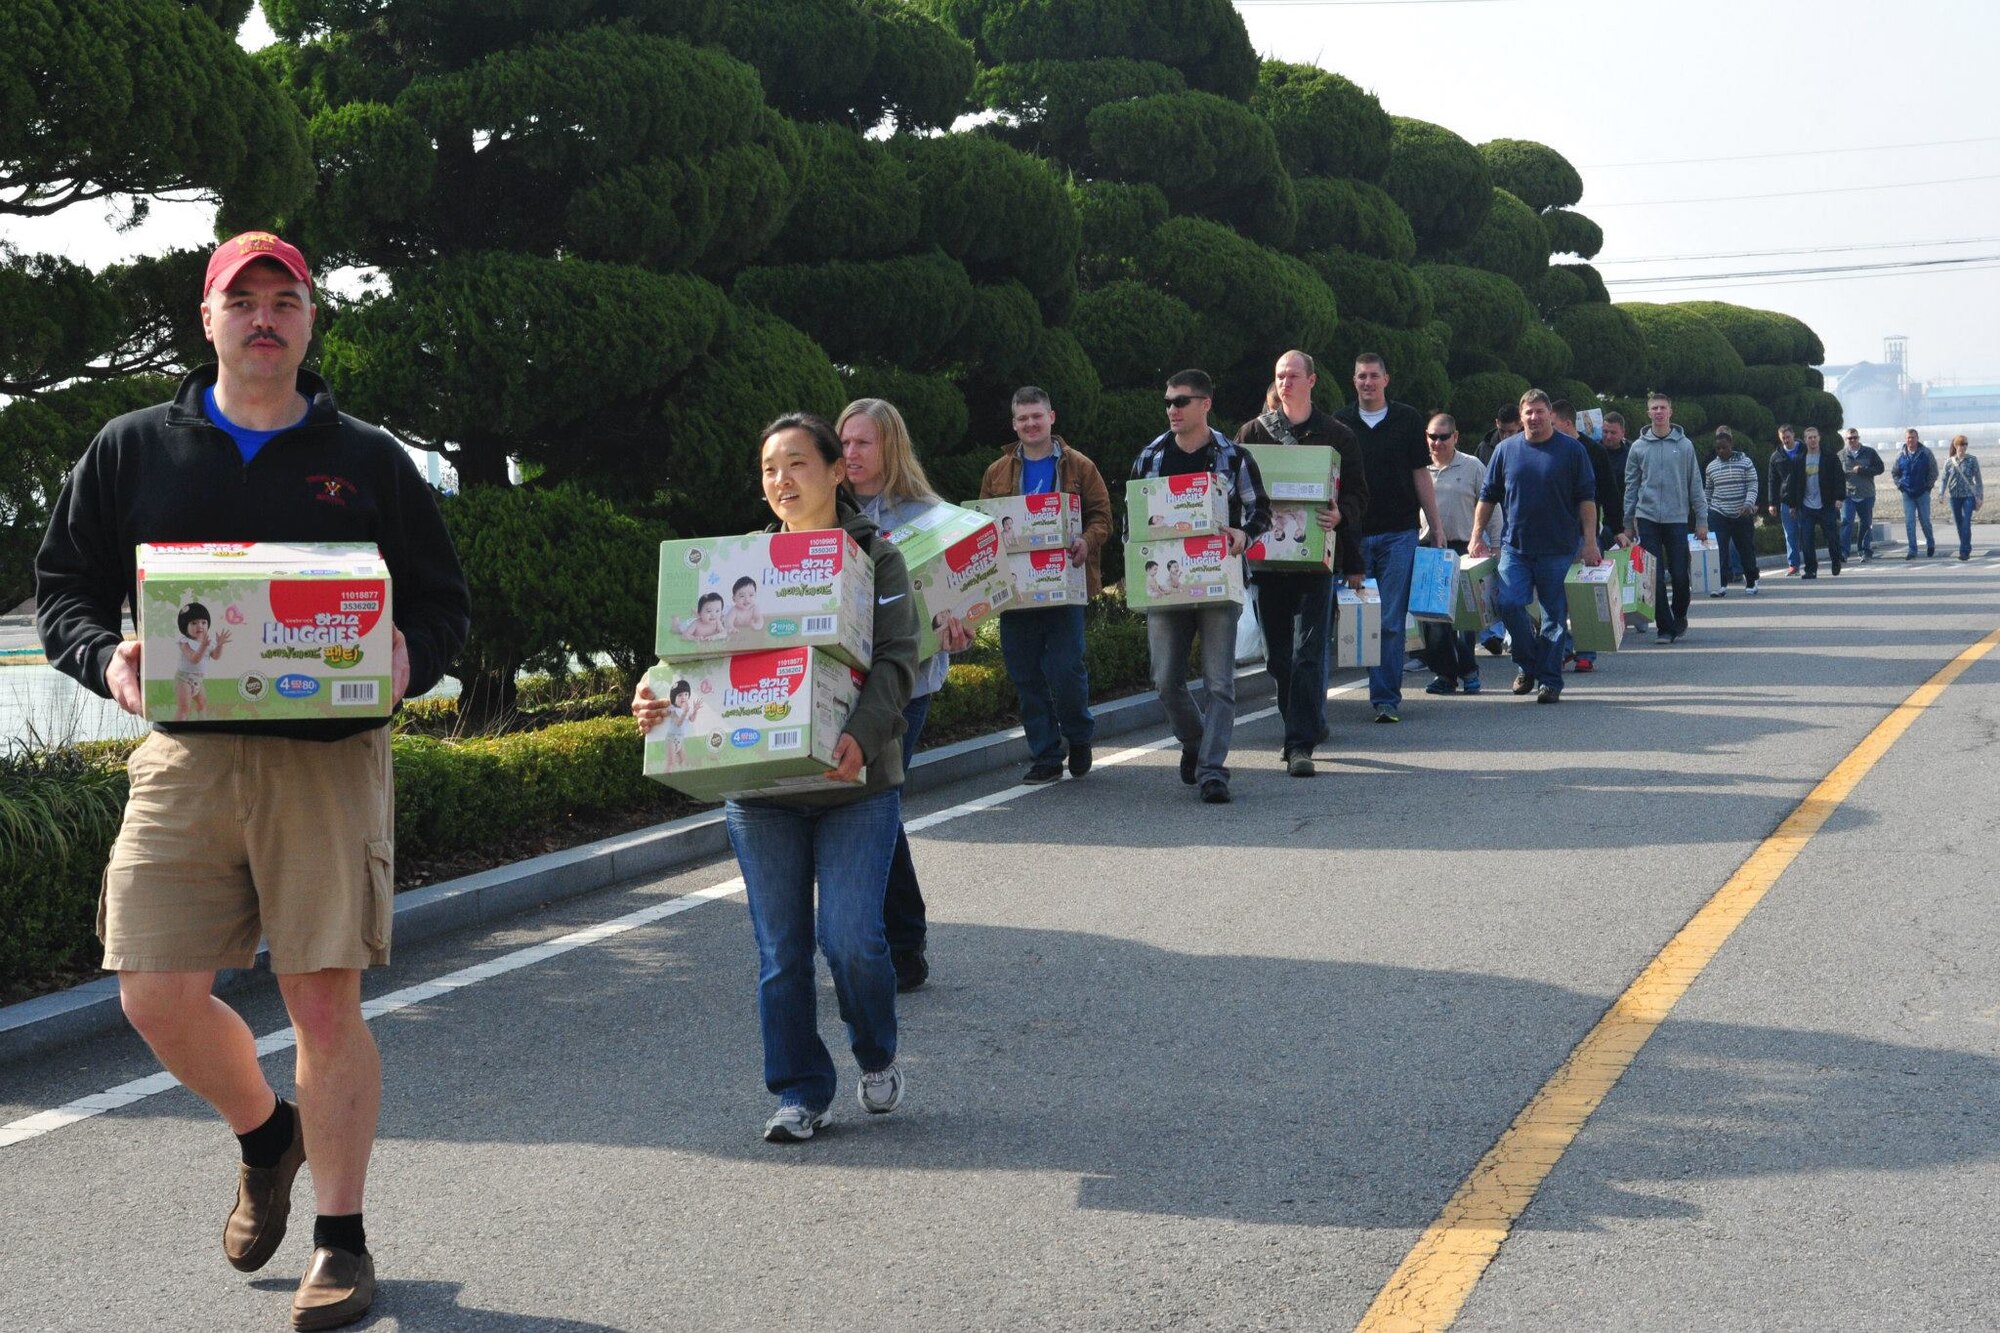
[99,728,394,974]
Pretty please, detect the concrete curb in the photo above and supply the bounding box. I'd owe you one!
[0,666,1278,1067]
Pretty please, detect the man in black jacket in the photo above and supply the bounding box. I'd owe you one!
[1784,426,1847,578]
[35,231,469,1331]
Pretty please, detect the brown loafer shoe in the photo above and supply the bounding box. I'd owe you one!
[292,1246,376,1331]
[224,1101,305,1272]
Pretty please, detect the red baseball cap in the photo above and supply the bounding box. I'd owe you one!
[204,231,312,296]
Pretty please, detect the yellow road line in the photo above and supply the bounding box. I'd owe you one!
[1356,626,2000,1333]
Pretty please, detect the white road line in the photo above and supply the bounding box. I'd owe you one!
[0,686,1349,1149]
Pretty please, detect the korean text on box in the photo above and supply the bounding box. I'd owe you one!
[136,542,393,722]
[642,649,864,802]
[883,502,1013,658]
[1125,534,1246,610]
[965,493,1080,554]
[1126,473,1229,539]
[1004,549,1089,609]
[656,529,872,669]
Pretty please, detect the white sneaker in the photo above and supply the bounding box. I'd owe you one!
[858,1064,904,1115]
[763,1103,831,1143]
[1745,585,1760,596]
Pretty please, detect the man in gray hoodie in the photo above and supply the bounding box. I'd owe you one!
[1622,392,1708,643]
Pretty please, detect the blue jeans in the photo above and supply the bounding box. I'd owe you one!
[998,606,1094,766]
[1147,601,1240,784]
[727,788,902,1111]
[1637,518,1692,634]
[1903,492,1935,553]
[1780,505,1803,569]
[1494,549,1572,692]
[1950,494,1977,557]
[1841,495,1875,557]
[1361,529,1419,711]
[1253,570,1334,754]
[883,693,930,958]
[1794,505,1842,576]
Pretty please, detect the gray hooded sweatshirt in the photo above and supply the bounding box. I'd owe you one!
[1624,425,1706,528]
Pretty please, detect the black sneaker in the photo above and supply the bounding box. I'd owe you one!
[1480,634,1505,656]
[1199,778,1231,803]
[1287,754,1315,778]
[1511,672,1533,695]
[893,949,928,993]
[1023,762,1063,784]
[1655,630,1672,644]
[1536,685,1560,704]
[1179,747,1198,785]
[1067,742,1093,778]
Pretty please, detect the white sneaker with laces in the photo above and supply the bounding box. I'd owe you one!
[763,1103,831,1143]
[858,1064,904,1115]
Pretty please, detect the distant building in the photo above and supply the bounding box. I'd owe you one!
[1823,361,1915,428]
[1922,383,2000,428]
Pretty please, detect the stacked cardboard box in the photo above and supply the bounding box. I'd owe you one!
[1126,473,1229,539]
[966,493,1082,552]
[1126,534,1246,610]
[881,502,1013,658]
[1005,548,1089,608]
[1240,442,1338,572]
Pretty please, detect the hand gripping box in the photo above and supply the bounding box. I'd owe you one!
[1239,443,1337,504]
[1334,578,1383,669]
[882,502,1013,659]
[136,542,393,722]
[1125,534,1246,611]
[1245,502,1333,571]
[1004,549,1089,609]
[1453,555,1499,631]
[1564,561,1624,653]
[1687,533,1721,596]
[1126,473,1229,539]
[1408,544,1460,622]
[657,530,872,670]
[965,493,1081,553]
[642,649,864,802]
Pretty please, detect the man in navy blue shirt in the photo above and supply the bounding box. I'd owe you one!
[1469,390,1602,704]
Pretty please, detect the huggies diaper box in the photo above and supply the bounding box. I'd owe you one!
[643,649,864,802]
[1453,555,1498,631]
[966,493,1081,553]
[882,503,1013,659]
[1564,561,1624,652]
[1125,534,1246,610]
[136,542,393,722]
[1245,503,1333,570]
[1004,549,1089,608]
[1238,444,1337,503]
[1126,473,1229,538]
[656,530,873,669]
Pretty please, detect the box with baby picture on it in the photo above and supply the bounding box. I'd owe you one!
[1125,534,1246,611]
[965,493,1080,554]
[136,542,394,723]
[1125,473,1230,539]
[1245,503,1333,571]
[1003,549,1089,608]
[882,502,1014,659]
[656,530,873,669]
[1238,443,1337,504]
[642,649,865,802]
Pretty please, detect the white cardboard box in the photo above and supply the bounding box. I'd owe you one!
[1125,534,1246,610]
[964,493,1081,553]
[642,649,864,802]
[1334,579,1383,669]
[656,529,873,668]
[1126,473,1229,539]
[1003,549,1089,608]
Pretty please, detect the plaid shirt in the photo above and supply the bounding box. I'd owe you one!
[1130,428,1273,542]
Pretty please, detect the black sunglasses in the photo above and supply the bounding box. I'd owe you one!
[1163,394,1205,409]
[1426,432,1454,441]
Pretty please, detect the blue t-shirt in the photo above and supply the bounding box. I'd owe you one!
[204,386,307,464]
[1021,453,1058,495]
[1481,430,1597,557]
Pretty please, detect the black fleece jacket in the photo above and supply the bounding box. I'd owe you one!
[34,366,470,741]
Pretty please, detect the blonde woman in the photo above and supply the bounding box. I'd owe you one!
[1940,435,1984,560]
[836,398,962,993]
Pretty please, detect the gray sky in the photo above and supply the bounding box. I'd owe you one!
[8,2,1998,383]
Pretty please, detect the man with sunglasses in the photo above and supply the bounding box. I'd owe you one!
[1334,354,1446,724]
[1131,369,1271,803]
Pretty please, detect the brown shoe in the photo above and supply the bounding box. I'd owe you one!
[292,1246,376,1331]
[224,1101,305,1272]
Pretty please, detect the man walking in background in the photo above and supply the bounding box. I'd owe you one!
[1623,392,1707,643]
[1839,428,1884,561]
[1893,427,1938,558]
[1768,424,1805,575]
[1703,426,1760,597]
[1784,427,1845,579]
[1335,354,1444,724]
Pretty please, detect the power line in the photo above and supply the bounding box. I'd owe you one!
[1238,0,1512,6]
[1591,171,2000,208]
[1605,253,2000,286]
[1609,259,2000,293]
[1594,235,2000,266]
[1581,134,2000,170]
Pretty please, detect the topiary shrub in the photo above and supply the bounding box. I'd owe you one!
[1251,61,1393,183]
[734,248,976,366]
[1543,208,1604,260]
[1306,249,1432,329]
[925,0,1260,102]
[1443,188,1550,289]
[1506,323,1573,385]
[1446,371,1531,432]
[1069,280,1200,389]
[854,0,978,131]
[1677,300,1826,367]
[1738,363,1817,400]
[842,363,972,460]
[1414,262,1533,358]
[1533,266,1591,319]
[761,121,919,264]
[1479,138,1583,213]
[1293,176,1418,262]
[975,57,1186,165]
[1550,379,1601,413]
[1622,302,1748,396]
[893,131,1080,314]
[1553,302,1649,397]
[1086,90,1297,246]
[1549,261,1609,306]
[1073,178,1170,284]
[1381,116,1493,255]
[1086,386,1171,488]
[1693,393,1776,441]
[1770,388,1843,434]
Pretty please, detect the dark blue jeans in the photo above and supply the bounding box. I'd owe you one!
[1950,494,1977,557]
[727,788,902,1112]
[1494,549,1572,692]
[1361,528,1418,711]
[1637,518,1692,634]
[1794,505,1842,575]
[883,693,931,957]
[1903,492,1935,553]
[1253,570,1334,755]
[998,606,1094,766]
[1841,495,1875,558]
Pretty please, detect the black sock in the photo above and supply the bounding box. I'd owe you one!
[236,1097,294,1169]
[313,1213,368,1257]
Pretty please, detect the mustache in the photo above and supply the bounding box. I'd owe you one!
[244,332,289,348]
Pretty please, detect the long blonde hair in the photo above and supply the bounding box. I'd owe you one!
[836,398,940,505]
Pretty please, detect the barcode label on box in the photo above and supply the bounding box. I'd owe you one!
[1270,483,1320,500]
[803,615,835,636]
[768,728,803,752]
[333,681,379,707]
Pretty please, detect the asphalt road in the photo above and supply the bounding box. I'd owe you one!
[2,537,1996,1332]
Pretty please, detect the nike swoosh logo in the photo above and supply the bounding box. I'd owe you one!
[878,594,906,605]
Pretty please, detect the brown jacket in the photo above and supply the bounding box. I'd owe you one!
[1234,407,1370,578]
[977,437,1114,596]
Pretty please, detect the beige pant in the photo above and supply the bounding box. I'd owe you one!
[100,728,394,974]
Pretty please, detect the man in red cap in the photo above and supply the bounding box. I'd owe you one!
[35,232,470,1330]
